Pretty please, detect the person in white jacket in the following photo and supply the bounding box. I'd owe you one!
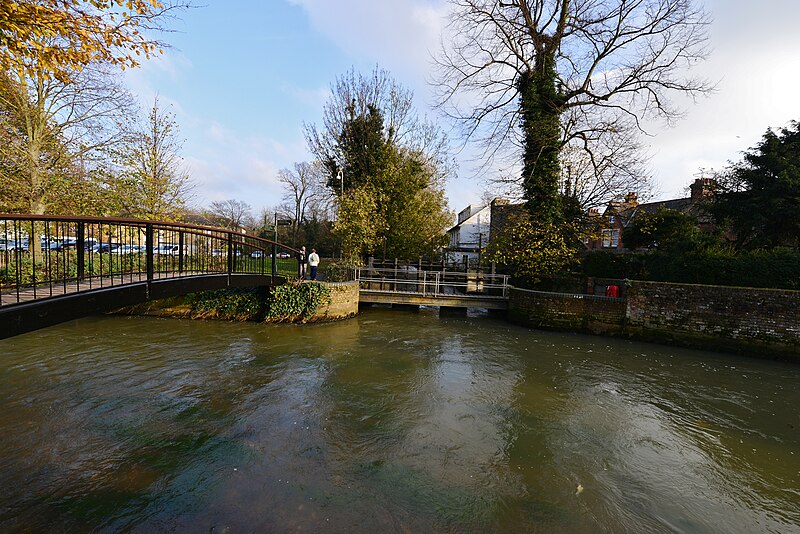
[308,248,320,280]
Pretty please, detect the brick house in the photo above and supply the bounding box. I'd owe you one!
[587,178,716,251]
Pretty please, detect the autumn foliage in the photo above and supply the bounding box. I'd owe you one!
[0,0,167,81]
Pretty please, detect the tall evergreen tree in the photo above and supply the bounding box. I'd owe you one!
[710,122,800,249]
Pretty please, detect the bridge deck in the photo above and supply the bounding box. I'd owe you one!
[0,272,281,340]
[360,289,508,309]
[1,271,209,307]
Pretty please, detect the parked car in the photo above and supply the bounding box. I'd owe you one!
[111,244,138,255]
[0,237,27,251]
[277,252,291,259]
[250,250,264,258]
[154,244,184,255]
[92,243,120,254]
[53,238,78,251]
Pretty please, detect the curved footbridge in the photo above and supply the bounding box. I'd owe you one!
[1,214,300,339]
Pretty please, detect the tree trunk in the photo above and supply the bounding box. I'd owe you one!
[518,56,563,224]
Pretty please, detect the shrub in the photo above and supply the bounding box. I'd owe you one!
[583,248,800,289]
[187,288,267,320]
[320,260,358,282]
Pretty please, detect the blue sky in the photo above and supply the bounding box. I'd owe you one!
[124,0,800,216]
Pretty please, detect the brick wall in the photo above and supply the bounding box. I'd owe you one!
[509,283,800,358]
[508,288,627,335]
[626,281,800,356]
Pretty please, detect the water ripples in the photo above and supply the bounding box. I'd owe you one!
[0,311,798,532]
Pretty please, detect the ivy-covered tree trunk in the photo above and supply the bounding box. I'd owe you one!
[518,55,564,224]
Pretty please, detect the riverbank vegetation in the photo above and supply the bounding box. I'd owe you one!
[186,282,332,323]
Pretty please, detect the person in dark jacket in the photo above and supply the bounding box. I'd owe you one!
[297,246,307,279]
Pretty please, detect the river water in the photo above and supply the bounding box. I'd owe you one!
[0,308,798,532]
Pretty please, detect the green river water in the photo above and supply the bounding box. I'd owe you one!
[0,308,798,532]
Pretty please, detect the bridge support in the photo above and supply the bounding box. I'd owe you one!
[391,303,420,312]
[439,306,468,317]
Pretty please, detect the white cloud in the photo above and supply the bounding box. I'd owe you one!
[645,0,800,199]
[184,122,311,211]
[288,0,446,87]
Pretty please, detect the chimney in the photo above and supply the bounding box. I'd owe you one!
[690,178,716,200]
[624,192,638,207]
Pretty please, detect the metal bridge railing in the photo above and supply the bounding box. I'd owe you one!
[356,266,510,298]
[0,214,301,308]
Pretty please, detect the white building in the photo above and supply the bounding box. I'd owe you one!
[445,202,493,266]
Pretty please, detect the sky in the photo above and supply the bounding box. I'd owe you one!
[123,0,800,217]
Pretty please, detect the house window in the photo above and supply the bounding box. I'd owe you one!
[602,229,619,248]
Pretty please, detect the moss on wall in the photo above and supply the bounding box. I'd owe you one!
[115,281,360,324]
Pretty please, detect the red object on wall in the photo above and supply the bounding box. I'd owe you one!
[605,285,620,298]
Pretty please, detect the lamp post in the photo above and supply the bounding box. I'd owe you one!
[336,169,344,260]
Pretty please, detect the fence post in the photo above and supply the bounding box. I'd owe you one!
[178,231,185,274]
[77,222,85,282]
[145,224,154,298]
[227,232,234,284]
[272,242,278,277]
[261,241,265,276]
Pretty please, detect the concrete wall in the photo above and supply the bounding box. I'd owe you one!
[508,282,800,359]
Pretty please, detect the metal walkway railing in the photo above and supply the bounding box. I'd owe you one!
[0,214,300,308]
[356,266,510,299]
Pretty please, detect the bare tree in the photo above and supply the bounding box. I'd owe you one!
[434,0,711,220]
[277,161,325,230]
[207,199,254,230]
